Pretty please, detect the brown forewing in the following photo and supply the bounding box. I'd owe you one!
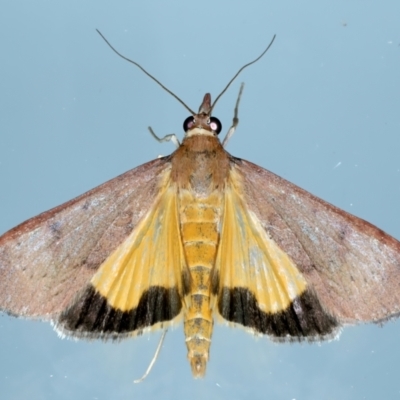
[0,157,171,318]
[236,159,400,323]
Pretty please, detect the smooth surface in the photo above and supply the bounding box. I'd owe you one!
[1,1,400,399]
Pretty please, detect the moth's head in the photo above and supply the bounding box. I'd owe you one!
[183,93,222,138]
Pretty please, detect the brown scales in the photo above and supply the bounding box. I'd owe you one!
[172,134,231,193]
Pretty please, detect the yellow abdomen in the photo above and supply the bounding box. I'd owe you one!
[179,189,222,378]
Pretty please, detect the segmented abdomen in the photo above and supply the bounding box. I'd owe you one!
[179,190,222,378]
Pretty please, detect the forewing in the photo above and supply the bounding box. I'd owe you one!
[214,169,339,341]
[0,158,171,319]
[235,159,400,324]
[57,181,186,339]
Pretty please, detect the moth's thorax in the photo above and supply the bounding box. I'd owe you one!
[171,134,230,195]
[185,127,214,138]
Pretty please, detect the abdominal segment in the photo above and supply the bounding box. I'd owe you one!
[179,189,223,378]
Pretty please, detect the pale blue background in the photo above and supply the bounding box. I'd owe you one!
[1,1,400,399]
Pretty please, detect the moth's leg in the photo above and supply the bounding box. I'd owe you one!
[134,329,168,383]
[148,127,180,149]
[222,83,244,148]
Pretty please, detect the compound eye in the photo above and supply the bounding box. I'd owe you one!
[183,116,195,132]
[209,117,222,134]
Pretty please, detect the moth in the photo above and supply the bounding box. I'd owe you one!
[1,31,400,380]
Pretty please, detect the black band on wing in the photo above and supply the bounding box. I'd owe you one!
[58,285,182,338]
[218,287,339,341]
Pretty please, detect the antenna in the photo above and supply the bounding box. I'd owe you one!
[96,29,195,115]
[211,34,276,112]
[96,30,276,114]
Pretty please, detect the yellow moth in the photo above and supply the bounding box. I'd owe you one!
[1,32,400,379]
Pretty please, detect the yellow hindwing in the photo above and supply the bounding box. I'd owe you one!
[215,169,307,316]
[90,171,186,317]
